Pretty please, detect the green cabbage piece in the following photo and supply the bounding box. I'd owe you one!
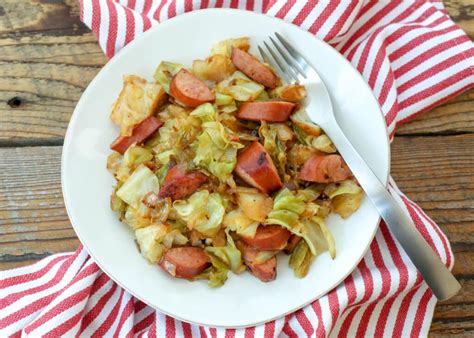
[153,61,185,93]
[192,120,243,183]
[215,92,235,106]
[117,164,160,210]
[189,103,218,123]
[173,190,225,237]
[206,245,242,273]
[196,267,229,288]
[222,209,259,238]
[311,134,336,153]
[107,152,131,182]
[265,188,333,256]
[124,146,153,168]
[259,122,287,175]
[217,71,264,101]
[289,240,315,278]
[135,224,167,263]
[324,180,364,219]
[123,206,151,229]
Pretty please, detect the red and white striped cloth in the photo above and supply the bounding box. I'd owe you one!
[1,1,473,337]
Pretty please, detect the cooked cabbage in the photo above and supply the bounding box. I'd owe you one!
[192,120,243,184]
[222,209,259,238]
[135,224,167,263]
[290,109,322,137]
[217,71,264,101]
[215,92,235,106]
[189,103,217,123]
[193,54,236,82]
[206,246,242,273]
[110,75,166,136]
[107,152,131,182]
[265,188,331,256]
[124,146,153,168]
[270,84,306,102]
[311,216,336,258]
[235,187,273,222]
[289,240,315,278]
[211,37,250,57]
[259,122,287,175]
[311,134,336,153]
[117,164,160,210]
[325,180,364,219]
[123,206,151,229]
[153,61,185,93]
[254,250,278,264]
[287,144,318,170]
[173,190,225,237]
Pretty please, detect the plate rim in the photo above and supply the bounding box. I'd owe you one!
[61,8,391,328]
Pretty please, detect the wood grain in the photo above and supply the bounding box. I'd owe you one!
[0,0,472,335]
[0,0,473,143]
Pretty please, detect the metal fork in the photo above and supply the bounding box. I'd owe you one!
[260,33,461,301]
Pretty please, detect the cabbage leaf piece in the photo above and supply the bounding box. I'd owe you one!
[324,180,364,218]
[173,190,225,237]
[216,71,264,101]
[265,188,335,257]
[117,164,160,210]
[153,61,185,93]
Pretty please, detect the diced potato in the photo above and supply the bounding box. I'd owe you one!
[291,109,322,137]
[235,188,273,222]
[110,75,167,136]
[193,54,236,83]
[270,84,306,102]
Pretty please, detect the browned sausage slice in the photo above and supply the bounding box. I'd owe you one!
[240,224,291,251]
[159,247,210,279]
[237,241,277,282]
[299,154,352,183]
[169,69,215,107]
[159,164,207,201]
[231,47,278,88]
[236,101,295,122]
[284,235,302,254]
[234,142,282,194]
[110,116,163,154]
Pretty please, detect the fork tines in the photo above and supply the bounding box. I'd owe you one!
[259,33,309,85]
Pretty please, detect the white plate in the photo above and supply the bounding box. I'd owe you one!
[62,9,390,328]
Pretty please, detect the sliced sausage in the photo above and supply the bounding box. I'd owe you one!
[240,224,291,251]
[234,142,282,194]
[237,241,277,282]
[236,101,295,122]
[284,235,302,254]
[110,116,163,154]
[231,47,278,88]
[299,154,352,183]
[159,164,207,201]
[159,247,210,279]
[169,69,215,107]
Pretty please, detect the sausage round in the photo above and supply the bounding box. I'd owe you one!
[234,142,282,194]
[169,69,215,107]
[231,47,278,88]
[237,241,277,282]
[159,247,210,279]
[299,154,352,183]
[236,101,295,122]
[110,116,163,154]
[159,165,207,201]
[240,224,291,251]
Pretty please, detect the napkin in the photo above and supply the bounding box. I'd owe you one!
[1,1,473,336]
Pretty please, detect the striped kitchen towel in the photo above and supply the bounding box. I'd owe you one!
[1,1,473,337]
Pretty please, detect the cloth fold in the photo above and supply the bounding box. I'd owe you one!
[1,1,473,336]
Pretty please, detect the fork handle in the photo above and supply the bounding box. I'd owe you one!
[323,123,461,301]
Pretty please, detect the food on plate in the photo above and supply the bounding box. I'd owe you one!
[236,101,295,122]
[106,37,364,287]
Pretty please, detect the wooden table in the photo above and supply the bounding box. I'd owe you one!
[0,0,472,335]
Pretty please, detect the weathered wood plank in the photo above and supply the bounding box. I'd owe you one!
[0,0,473,144]
[0,146,79,270]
